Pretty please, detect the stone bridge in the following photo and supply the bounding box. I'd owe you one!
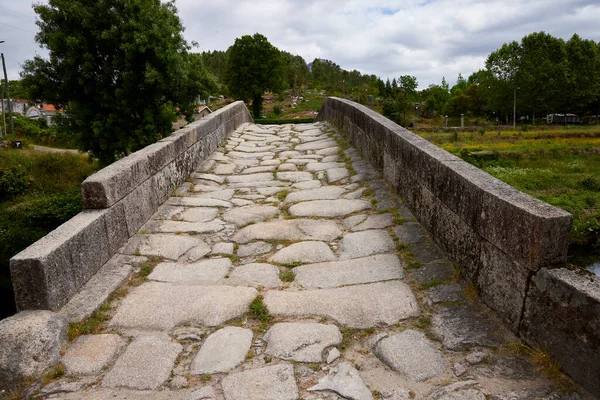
[1,99,599,399]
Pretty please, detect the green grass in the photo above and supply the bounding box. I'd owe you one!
[248,295,272,323]
[279,270,295,282]
[415,127,600,252]
[0,148,98,319]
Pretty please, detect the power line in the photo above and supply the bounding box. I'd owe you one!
[0,22,37,35]
[0,6,30,18]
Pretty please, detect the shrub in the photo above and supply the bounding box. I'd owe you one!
[273,105,282,117]
[0,167,31,200]
[580,176,600,192]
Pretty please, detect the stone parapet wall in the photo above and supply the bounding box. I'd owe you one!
[10,101,252,311]
[317,97,600,396]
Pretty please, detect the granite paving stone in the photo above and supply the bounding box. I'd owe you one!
[193,189,235,200]
[293,254,404,288]
[428,284,466,304]
[339,230,396,259]
[228,263,282,288]
[264,322,342,362]
[166,197,232,208]
[174,207,219,222]
[190,327,253,374]
[143,220,225,234]
[102,335,181,390]
[269,241,336,264]
[431,306,503,350]
[410,261,455,283]
[326,167,350,183]
[292,180,322,189]
[122,234,205,260]
[63,334,125,376]
[225,172,274,184]
[221,364,298,400]
[295,139,338,151]
[308,362,374,400]
[213,163,237,175]
[276,171,314,182]
[222,205,278,227]
[236,241,273,257]
[352,213,395,231]
[284,186,346,203]
[233,219,342,243]
[305,162,346,172]
[211,242,234,255]
[374,330,448,382]
[264,281,419,328]
[289,199,371,218]
[109,282,257,330]
[148,258,231,283]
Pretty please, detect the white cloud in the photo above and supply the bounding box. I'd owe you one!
[1,0,599,89]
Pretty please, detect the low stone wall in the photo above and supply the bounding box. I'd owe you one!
[10,101,252,311]
[317,97,600,396]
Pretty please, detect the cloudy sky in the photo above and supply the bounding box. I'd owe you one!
[1,0,599,89]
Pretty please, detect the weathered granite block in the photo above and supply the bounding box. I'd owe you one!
[82,151,151,209]
[0,311,68,382]
[521,268,600,397]
[10,209,124,310]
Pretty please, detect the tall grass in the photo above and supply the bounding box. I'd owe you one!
[415,128,600,251]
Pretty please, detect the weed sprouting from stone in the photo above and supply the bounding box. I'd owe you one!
[279,270,295,282]
[248,295,272,324]
[41,363,65,385]
[276,190,289,202]
[67,303,112,341]
[138,256,163,278]
[418,279,443,290]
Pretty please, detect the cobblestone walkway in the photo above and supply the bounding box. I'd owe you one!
[45,123,583,400]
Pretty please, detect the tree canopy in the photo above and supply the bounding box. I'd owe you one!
[21,0,215,165]
[225,33,285,118]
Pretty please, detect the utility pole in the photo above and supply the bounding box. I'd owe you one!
[1,83,6,137]
[513,88,516,128]
[1,52,14,136]
[0,41,5,137]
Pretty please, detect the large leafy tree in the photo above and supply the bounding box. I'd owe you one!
[21,0,214,165]
[225,34,284,118]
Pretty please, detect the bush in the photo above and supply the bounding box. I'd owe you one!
[25,187,83,230]
[580,176,600,192]
[273,105,282,117]
[0,167,31,200]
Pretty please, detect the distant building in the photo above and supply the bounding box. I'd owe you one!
[196,105,212,118]
[25,103,62,125]
[0,99,29,115]
[546,113,581,124]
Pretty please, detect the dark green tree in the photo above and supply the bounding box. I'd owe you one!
[200,50,228,84]
[565,34,600,114]
[282,52,309,95]
[21,0,214,165]
[225,33,284,118]
[7,80,28,100]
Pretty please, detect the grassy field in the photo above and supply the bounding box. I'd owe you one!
[415,126,600,263]
[0,147,98,319]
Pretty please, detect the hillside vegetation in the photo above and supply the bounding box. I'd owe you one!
[0,148,98,319]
